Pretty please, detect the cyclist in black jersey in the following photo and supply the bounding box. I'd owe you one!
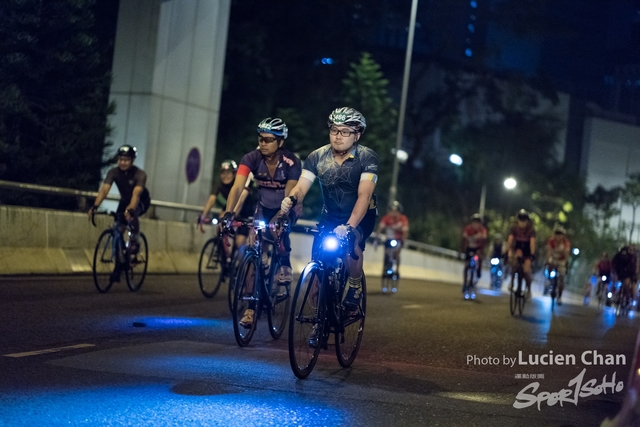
[198,159,254,250]
[282,107,378,311]
[88,145,150,257]
[223,117,302,328]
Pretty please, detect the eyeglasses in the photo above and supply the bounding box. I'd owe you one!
[258,136,278,143]
[329,128,356,137]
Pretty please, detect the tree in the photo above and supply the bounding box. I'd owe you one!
[0,0,114,209]
[621,173,640,243]
[585,185,621,236]
[341,52,398,210]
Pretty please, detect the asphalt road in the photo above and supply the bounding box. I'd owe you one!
[0,274,638,427]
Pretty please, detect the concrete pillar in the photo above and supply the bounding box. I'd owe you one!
[108,0,231,220]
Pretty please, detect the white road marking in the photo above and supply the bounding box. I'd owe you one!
[3,344,96,358]
[402,304,422,309]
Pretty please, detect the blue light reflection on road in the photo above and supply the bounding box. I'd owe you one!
[0,384,347,426]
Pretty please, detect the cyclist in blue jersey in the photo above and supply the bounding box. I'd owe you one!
[281,107,378,314]
[223,117,302,328]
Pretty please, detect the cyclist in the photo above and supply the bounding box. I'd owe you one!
[198,159,254,254]
[594,252,612,301]
[461,213,487,284]
[376,200,409,286]
[282,106,378,328]
[612,245,637,309]
[222,117,302,328]
[88,144,150,274]
[544,225,571,305]
[506,209,536,298]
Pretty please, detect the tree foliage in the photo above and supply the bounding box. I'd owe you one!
[0,0,114,209]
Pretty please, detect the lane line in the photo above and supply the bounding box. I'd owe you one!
[3,344,96,358]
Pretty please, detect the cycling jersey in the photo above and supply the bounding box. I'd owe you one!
[302,144,378,224]
[546,236,571,262]
[237,149,301,210]
[596,259,612,275]
[379,213,409,241]
[463,224,487,249]
[612,249,637,280]
[211,180,255,219]
[104,166,150,213]
[509,223,536,257]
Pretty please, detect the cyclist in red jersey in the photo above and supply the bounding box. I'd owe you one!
[506,209,536,297]
[461,213,487,279]
[544,225,571,305]
[377,200,409,256]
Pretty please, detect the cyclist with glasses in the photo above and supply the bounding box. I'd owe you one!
[281,107,378,314]
[88,145,150,267]
[506,209,536,298]
[198,159,255,252]
[222,117,302,328]
[544,225,571,305]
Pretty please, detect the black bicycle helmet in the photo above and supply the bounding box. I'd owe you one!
[117,144,137,159]
[220,159,238,172]
[517,209,530,221]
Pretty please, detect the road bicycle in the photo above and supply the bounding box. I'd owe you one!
[198,217,243,310]
[288,226,366,379]
[462,250,479,300]
[616,279,633,317]
[232,217,291,346]
[381,238,400,293]
[490,256,503,290]
[509,256,527,316]
[91,211,148,293]
[545,264,558,312]
[595,273,611,309]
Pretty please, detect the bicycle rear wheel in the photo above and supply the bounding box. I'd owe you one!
[198,237,224,298]
[267,256,290,339]
[232,251,259,346]
[336,275,366,368]
[289,262,324,379]
[93,229,115,293]
[125,233,148,292]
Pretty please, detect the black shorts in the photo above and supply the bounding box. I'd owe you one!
[514,241,532,259]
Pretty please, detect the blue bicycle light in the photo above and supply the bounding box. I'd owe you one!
[322,236,340,252]
[211,218,219,225]
[549,270,557,279]
[390,239,398,248]
[490,257,499,266]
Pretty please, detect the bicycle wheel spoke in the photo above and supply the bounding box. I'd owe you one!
[126,233,148,292]
[232,252,259,346]
[93,230,115,293]
[198,238,223,298]
[267,258,290,340]
[288,263,323,379]
[336,275,366,368]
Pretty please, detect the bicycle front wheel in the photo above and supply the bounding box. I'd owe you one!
[125,233,148,292]
[232,251,259,346]
[517,274,526,315]
[336,275,366,368]
[93,229,115,293]
[227,248,244,314]
[289,262,324,379]
[267,257,290,340]
[198,238,223,298]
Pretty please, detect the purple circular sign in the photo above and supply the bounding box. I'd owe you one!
[185,147,201,184]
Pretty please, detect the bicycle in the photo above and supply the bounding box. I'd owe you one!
[381,239,400,293]
[545,264,558,312]
[596,274,611,309]
[509,256,527,316]
[463,250,479,300]
[616,279,633,317]
[490,257,503,290]
[91,211,148,293]
[197,217,243,308]
[288,226,366,379]
[232,217,291,346]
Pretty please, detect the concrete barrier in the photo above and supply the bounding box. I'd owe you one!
[0,205,478,286]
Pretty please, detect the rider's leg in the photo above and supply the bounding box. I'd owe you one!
[477,255,483,278]
[344,212,376,309]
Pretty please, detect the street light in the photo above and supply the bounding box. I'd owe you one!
[389,0,419,206]
[504,177,517,190]
[449,154,463,166]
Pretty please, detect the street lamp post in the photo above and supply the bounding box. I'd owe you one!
[389,0,419,206]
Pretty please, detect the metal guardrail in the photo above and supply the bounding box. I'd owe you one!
[0,179,461,259]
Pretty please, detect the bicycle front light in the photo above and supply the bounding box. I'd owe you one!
[211,218,219,225]
[389,239,398,248]
[602,275,607,282]
[608,292,613,298]
[491,257,499,266]
[322,236,340,252]
[549,270,557,279]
